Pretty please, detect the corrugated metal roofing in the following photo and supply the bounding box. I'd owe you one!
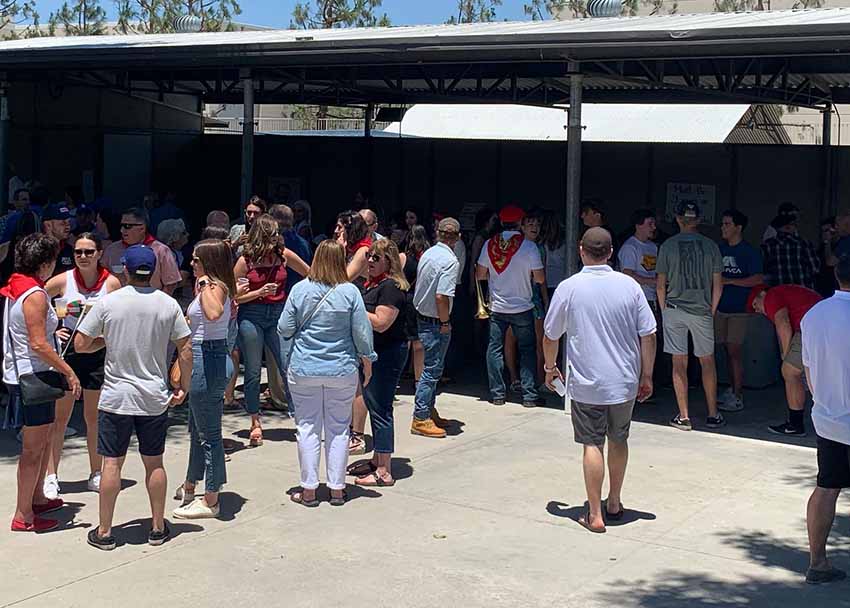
[382,103,756,143]
[3,8,850,53]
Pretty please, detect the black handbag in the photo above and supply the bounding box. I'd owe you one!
[5,298,68,405]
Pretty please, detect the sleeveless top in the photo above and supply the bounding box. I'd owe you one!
[245,256,287,304]
[187,291,232,343]
[61,270,111,330]
[3,286,59,385]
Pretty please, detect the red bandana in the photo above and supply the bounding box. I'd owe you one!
[347,237,372,257]
[74,266,110,294]
[364,273,388,290]
[143,233,156,246]
[487,234,525,274]
[0,273,45,300]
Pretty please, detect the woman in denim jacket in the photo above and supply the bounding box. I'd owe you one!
[279,240,376,507]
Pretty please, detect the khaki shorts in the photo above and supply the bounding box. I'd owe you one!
[662,307,715,358]
[715,312,752,345]
[783,332,803,371]
[572,400,635,446]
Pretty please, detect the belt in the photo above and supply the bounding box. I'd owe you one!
[417,312,441,323]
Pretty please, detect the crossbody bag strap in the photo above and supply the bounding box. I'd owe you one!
[293,286,336,338]
[4,297,21,381]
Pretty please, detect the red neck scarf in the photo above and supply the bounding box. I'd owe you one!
[487,233,525,274]
[126,234,156,247]
[347,237,372,257]
[0,273,45,300]
[364,273,388,290]
[74,266,110,294]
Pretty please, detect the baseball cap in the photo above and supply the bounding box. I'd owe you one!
[42,204,71,221]
[437,217,460,234]
[675,201,701,219]
[499,205,525,225]
[121,244,157,276]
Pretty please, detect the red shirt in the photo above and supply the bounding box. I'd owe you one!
[246,259,288,304]
[763,285,822,332]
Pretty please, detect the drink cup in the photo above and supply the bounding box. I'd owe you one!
[55,299,67,320]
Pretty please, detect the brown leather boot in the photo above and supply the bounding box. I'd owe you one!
[431,408,451,429]
[411,418,447,438]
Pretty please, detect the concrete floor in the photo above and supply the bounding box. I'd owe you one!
[1,383,849,608]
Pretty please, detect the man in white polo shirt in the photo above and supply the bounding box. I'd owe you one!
[802,255,850,584]
[476,205,547,407]
[543,227,657,534]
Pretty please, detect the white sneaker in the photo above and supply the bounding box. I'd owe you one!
[43,474,60,500]
[720,387,735,405]
[718,393,744,412]
[87,471,101,493]
[173,498,220,520]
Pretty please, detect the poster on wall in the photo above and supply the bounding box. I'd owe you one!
[267,177,302,205]
[665,182,716,224]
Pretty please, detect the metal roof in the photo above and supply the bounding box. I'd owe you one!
[3,9,850,108]
[381,103,788,144]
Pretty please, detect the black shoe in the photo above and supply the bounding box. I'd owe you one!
[669,415,692,431]
[491,398,506,406]
[87,528,116,551]
[768,422,806,437]
[706,414,727,429]
[148,522,171,546]
[806,566,846,584]
[522,401,538,408]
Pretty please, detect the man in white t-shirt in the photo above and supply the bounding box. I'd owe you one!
[618,209,658,307]
[801,255,850,584]
[543,227,657,534]
[476,205,546,407]
[75,245,192,551]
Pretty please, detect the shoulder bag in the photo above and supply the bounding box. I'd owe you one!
[4,297,68,405]
[280,286,337,370]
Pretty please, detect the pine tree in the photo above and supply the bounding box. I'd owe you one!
[292,0,390,29]
[447,0,502,24]
[49,0,107,35]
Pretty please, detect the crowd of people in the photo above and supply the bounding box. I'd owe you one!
[1,187,849,586]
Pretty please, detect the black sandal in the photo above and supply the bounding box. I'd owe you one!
[329,490,347,507]
[578,506,606,534]
[605,501,625,521]
[355,472,395,487]
[291,491,319,508]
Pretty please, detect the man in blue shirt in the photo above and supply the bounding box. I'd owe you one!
[717,209,764,413]
[832,209,850,261]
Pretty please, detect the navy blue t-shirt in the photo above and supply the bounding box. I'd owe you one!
[719,240,763,313]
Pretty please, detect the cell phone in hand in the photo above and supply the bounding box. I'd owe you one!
[551,377,566,397]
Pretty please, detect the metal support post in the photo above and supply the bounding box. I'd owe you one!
[240,72,255,206]
[823,104,833,217]
[0,78,9,214]
[565,62,583,277]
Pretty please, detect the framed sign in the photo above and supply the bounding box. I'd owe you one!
[665,182,716,224]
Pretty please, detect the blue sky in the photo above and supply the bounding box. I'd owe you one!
[33,1,532,28]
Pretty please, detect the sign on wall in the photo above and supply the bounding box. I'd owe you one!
[665,182,716,224]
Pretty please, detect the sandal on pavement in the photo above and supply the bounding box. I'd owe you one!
[249,425,263,447]
[174,485,195,506]
[290,491,319,508]
[329,490,347,507]
[355,473,395,487]
[605,501,625,521]
[578,506,606,534]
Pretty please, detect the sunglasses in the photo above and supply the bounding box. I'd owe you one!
[121,223,144,230]
[191,256,200,264]
[74,248,97,257]
[366,253,385,262]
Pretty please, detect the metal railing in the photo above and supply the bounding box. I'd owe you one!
[206,116,391,134]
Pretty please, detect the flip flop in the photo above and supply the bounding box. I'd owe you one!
[578,507,606,534]
[605,501,625,521]
[355,473,395,487]
[806,567,846,584]
[290,491,319,508]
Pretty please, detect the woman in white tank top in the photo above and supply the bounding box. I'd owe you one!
[173,239,237,520]
[43,232,121,498]
[2,233,81,532]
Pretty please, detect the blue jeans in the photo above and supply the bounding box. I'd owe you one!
[186,340,229,493]
[237,302,285,415]
[413,318,452,421]
[363,340,408,453]
[487,311,538,402]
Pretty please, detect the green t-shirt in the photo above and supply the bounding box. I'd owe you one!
[656,232,723,315]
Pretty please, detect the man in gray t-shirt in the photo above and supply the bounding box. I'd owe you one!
[75,244,192,551]
[656,202,724,432]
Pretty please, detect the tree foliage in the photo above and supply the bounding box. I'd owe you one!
[48,0,106,35]
[447,0,502,24]
[291,0,390,29]
[115,0,241,34]
[0,0,45,37]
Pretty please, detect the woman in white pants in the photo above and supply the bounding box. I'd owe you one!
[279,240,375,507]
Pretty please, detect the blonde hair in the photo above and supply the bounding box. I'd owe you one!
[308,240,349,286]
[368,239,409,292]
[243,214,282,264]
